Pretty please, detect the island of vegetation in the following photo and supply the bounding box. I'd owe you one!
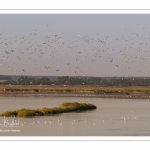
[0,102,97,117]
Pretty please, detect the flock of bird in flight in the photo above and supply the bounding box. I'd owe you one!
[0,23,150,77]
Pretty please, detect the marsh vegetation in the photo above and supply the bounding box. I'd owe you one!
[0,102,97,117]
[0,85,150,95]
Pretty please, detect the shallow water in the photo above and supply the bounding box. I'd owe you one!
[0,94,150,136]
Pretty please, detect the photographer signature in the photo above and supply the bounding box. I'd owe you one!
[0,117,19,127]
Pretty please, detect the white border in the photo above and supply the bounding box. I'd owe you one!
[0,136,150,141]
[1,0,150,143]
[0,0,150,10]
[0,10,150,14]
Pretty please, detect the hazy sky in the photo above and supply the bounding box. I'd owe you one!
[0,14,150,77]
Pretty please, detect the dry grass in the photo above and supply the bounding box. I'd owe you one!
[0,80,7,83]
[0,85,150,94]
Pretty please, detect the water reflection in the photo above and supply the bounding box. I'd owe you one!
[0,94,150,136]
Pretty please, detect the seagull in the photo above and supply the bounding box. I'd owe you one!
[115,65,119,69]
[45,66,49,70]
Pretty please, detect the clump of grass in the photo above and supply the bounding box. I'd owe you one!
[17,109,44,117]
[0,102,97,117]
[60,102,96,112]
[0,110,18,117]
[41,107,63,115]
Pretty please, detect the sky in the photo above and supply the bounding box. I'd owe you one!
[0,14,150,77]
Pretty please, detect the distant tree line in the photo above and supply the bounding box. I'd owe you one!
[0,75,12,80]
[1,76,52,85]
[1,76,150,87]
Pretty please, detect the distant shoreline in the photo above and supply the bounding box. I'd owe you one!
[0,91,150,99]
[0,85,150,99]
